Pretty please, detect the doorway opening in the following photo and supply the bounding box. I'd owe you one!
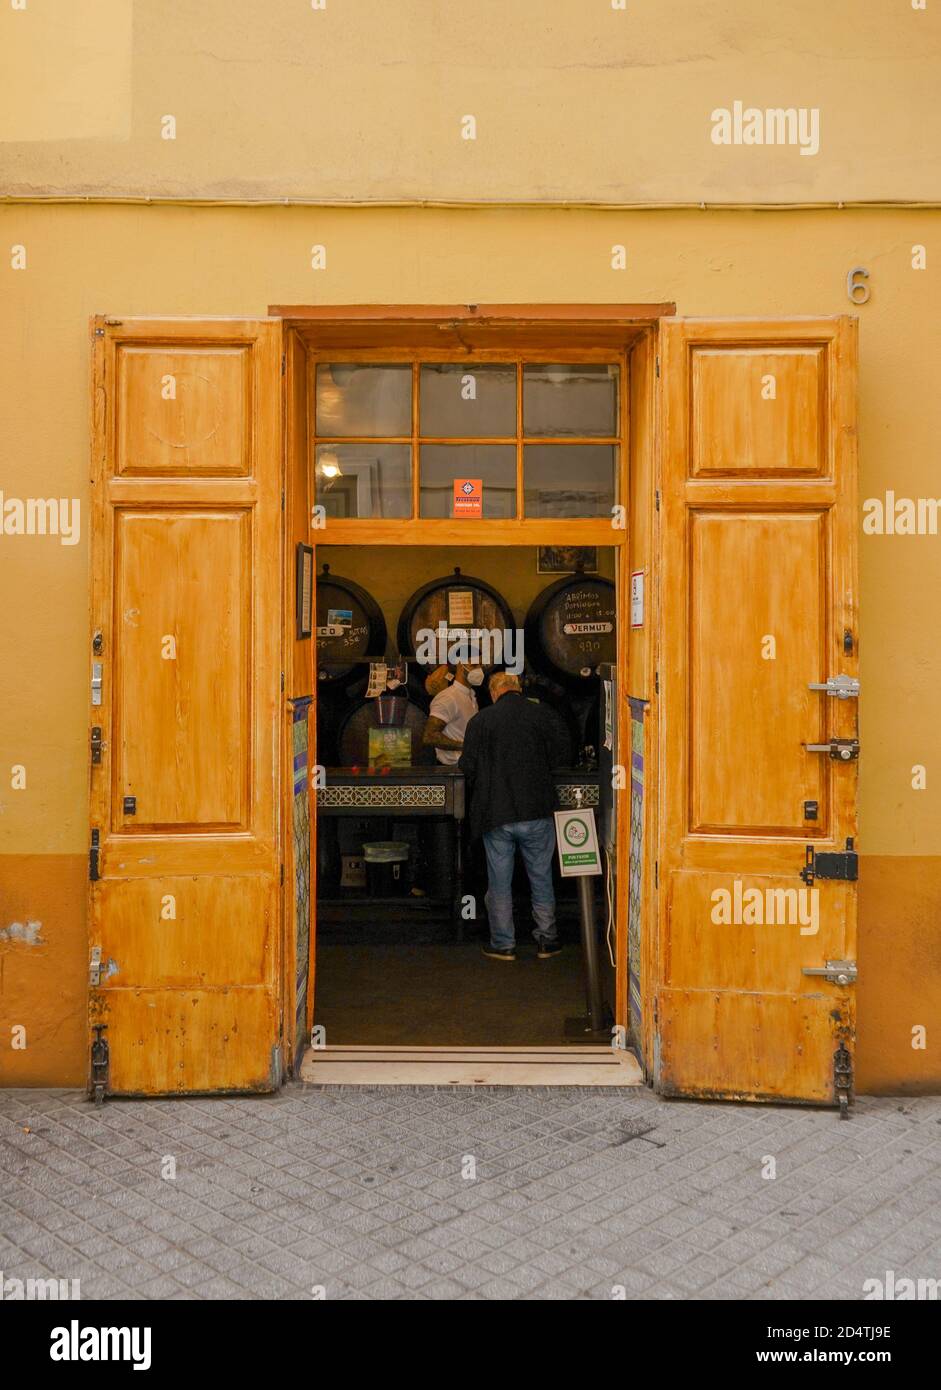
[276,312,661,1085]
[311,543,619,1050]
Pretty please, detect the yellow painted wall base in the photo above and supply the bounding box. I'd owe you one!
[0,855,87,1087]
[856,857,941,1095]
[2,852,938,1093]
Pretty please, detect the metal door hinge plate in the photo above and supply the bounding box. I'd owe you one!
[91,1024,110,1106]
[89,945,102,986]
[833,1042,853,1119]
[89,829,101,882]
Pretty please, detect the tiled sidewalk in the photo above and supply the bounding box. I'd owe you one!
[1,1085,939,1300]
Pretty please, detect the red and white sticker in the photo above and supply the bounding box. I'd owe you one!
[453,478,483,517]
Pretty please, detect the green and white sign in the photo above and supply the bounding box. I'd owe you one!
[554,807,601,877]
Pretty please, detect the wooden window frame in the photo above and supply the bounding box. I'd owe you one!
[306,346,629,544]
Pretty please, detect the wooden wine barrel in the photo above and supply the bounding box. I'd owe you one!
[337,695,436,768]
[397,567,516,672]
[524,571,616,688]
[316,564,387,686]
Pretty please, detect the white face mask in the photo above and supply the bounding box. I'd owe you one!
[465,666,485,687]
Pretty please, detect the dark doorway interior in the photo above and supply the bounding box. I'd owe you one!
[312,542,617,1048]
[314,938,586,1047]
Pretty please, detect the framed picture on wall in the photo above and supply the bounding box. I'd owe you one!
[296,543,313,638]
[537,545,599,574]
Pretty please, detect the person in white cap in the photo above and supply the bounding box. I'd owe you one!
[422,661,483,764]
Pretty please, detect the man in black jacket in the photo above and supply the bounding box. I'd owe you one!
[458,672,569,961]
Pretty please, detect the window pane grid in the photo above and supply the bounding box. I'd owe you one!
[313,356,621,519]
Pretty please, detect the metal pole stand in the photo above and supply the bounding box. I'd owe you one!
[564,876,614,1043]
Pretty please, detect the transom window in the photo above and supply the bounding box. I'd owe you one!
[312,357,621,521]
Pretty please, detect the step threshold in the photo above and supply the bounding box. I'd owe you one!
[300,1044,643,1087]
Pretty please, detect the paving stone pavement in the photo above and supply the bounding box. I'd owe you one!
[1,1085,939,1301]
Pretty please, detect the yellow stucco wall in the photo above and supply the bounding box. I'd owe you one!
[1,0,939,204]
[0,203,938,1091]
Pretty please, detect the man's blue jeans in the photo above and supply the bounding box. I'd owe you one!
[482,817,557,950]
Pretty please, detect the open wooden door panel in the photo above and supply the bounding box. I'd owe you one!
[88,317,283,1096]
[656,317,859,1106]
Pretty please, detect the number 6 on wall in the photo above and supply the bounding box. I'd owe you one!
[846,267,871,305]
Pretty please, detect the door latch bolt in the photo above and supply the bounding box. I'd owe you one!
[802,959,858,986]
[800,840,858,885]
[808,675,859,700]
[805,737,859,761]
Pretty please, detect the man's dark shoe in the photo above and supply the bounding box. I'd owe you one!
[481,944,516,962]
[536,940,563,959]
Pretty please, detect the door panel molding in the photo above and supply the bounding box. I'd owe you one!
[656,315,859,1105]
[89,316,283,1096]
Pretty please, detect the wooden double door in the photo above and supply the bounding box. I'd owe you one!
[87,313,857,1104]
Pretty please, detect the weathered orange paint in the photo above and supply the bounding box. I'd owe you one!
[856,857,941,1095]
[2,857,936,1092]
[0,855,87,1087]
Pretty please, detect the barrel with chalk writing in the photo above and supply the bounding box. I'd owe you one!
[316,564,387,687]
[524,568,616,689]
[397,567,515,672]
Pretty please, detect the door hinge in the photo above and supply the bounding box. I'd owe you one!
[90,1024,110,1107]
[90,726,103,765]
[270,1043,284,1089]
[833,1042,853,1119]
[89,828,101,882]
[89,944,102,986]
[802,959,858,986]
[800,838,858,886]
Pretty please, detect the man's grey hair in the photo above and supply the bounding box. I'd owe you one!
[489,671,521,699]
